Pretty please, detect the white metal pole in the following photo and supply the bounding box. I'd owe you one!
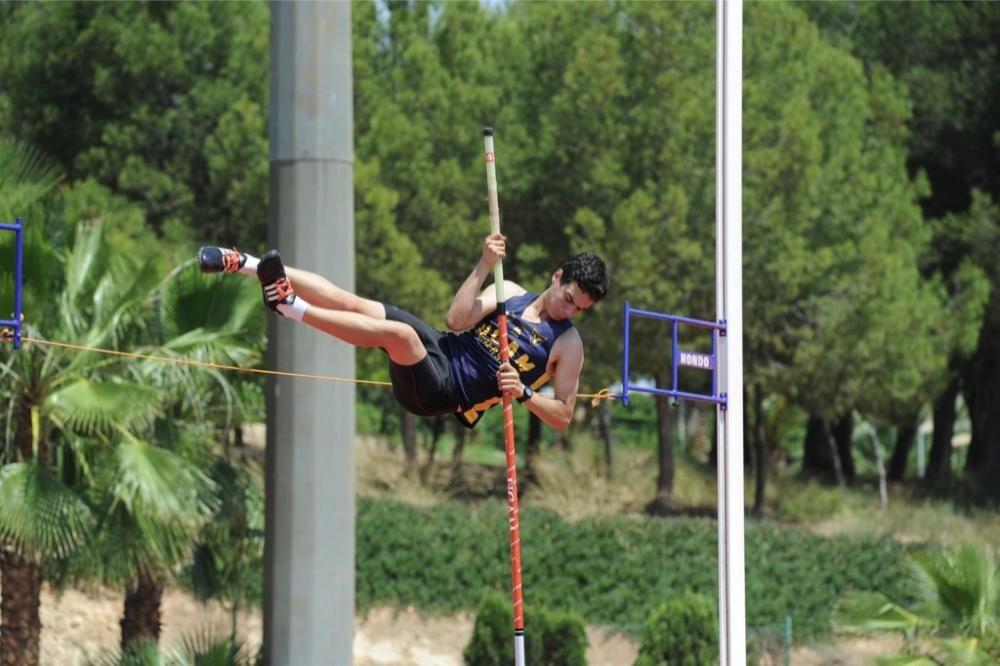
[716,1,746,665]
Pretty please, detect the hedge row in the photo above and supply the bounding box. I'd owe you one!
[356,498,914,639]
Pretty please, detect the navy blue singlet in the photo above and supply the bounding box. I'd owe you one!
[442,292,574,428]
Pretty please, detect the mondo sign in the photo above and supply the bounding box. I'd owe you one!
[679,350,714,370]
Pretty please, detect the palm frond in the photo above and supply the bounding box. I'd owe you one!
[56,500,150,588]
[87,640,161,666]
[158,266,264,341]
[0,461,93,558]
[89,255,161,339]
[189,541,222,602]
[931,637,997,666]
[0,139,62,221]
[86,630,255,666]
[112,436,218,522]
[45,379,162,436]
[833,591,936,637]
[153,330,261,378]
[910,545,1000,638]
[170,629,255,666]
[62,221,110,315]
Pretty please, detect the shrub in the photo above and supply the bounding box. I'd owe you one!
[634,592,717,666]
[464,592,588,666]
[356,498,913,640]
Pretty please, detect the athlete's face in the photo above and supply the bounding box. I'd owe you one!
[545,269,596,320]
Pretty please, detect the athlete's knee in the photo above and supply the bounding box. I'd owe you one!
[382,323,425,364]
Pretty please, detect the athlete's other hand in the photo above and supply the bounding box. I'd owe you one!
[480,232,506,269]
[496,361,524,399]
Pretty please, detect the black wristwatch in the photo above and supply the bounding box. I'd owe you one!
[517,386,534,403]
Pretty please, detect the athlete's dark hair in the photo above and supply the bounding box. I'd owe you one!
[559,252,608,302]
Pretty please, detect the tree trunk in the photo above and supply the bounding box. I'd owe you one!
[647,373,675,516]
[597,400,614,480]
[802,415,854,484]
[0,550,42,666]
[401,408,417,475]
[752,386,767,517]
[448,422,467,497]
[963,293,1000,499]
[420,417,446,483]
[120,570,163,651]
[861,421,889,512]
[801,416,828,479]
[887,420,918,482]
[524,412,542,486]
[926,375,959,487]
[552,428,571,451]
[1,406,44,666]
[833,415,856,483]
[823,420,846,487]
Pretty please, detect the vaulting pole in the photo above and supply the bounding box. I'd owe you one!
[483,127,526,666]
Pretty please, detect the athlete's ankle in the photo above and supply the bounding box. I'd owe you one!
[239,254,260,275]
[277,296,311,321]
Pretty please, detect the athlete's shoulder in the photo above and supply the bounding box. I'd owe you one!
[505,281,528,298]
[553,325,583,350]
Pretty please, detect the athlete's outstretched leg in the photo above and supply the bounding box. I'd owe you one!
[256,250,426,366]
[198,245,384,318]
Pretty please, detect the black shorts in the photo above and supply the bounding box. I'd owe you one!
[383,304,461,417]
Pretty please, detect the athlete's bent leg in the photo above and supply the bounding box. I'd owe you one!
[302,309,426,365]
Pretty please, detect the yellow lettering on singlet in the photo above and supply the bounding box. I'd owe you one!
[514,352,535,373]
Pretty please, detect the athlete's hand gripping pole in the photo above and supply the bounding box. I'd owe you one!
[484,127,526,666]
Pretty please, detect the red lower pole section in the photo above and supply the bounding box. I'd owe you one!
[496,314,525,636]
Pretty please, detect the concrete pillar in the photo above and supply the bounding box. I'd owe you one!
[264,3,355,664]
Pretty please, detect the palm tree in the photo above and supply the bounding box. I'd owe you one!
[0,217,166,665]
[50,263,265,652]
[111,264,263,650]
[834,543,1000,665]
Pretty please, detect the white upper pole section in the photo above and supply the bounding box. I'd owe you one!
[483,130,507,303]
[716,0,746,665]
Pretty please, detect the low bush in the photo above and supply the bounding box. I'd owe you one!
[464,592,587,666]
[634,591,717,666]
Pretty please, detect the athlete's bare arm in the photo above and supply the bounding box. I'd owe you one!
[497,328,583,431]
[446,232,526,331]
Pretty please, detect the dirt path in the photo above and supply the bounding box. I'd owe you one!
[36,583,907,665]
[38,585,638,665]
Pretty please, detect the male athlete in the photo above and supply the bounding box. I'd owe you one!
[198,233,608,430]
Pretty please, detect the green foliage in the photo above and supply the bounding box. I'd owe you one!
[186,457,265,613]
[356,498,913,641]
[0,138,61,222]
[0,2,270,242]
[634,591,717,666]
[464,592,587,666]
[834,543,1000,663]
[804,0,1000,499]
[771,480,844,524]
[0,461,93,559]
[87,631,257,666]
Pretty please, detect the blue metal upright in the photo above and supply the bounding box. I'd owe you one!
[0,217,24,349]
[621,301,726,408]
